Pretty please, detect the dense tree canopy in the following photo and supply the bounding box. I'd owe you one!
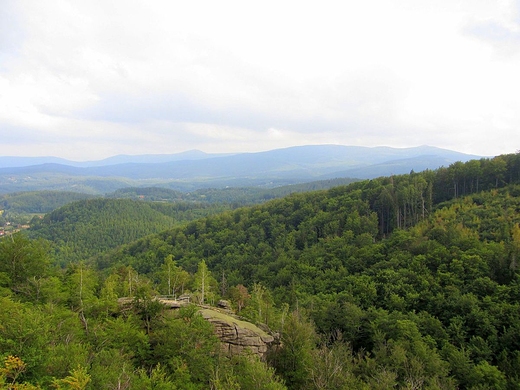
[2,153,520,388]
[94,153,520,388]
[27,198,228,265]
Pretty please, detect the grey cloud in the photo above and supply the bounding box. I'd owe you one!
[0,1,24,66]
[468,22,520,44]
[0,122,67,144]
[75,89,399,139]
[2,0,519,160]
[465,1,520,52]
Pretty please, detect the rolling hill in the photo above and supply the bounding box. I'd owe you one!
[87,152,520,388]
[4,152,520,388]
[28,198,228,264]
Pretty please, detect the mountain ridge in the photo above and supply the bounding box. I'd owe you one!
[0,145,480,169]
[0,149,229,168]
[0,145,482,194]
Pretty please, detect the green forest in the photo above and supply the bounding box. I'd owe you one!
[0,178,356,229]
[2,153,520,389]
[27,198,229,265]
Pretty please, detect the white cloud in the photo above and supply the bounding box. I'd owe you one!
[0,0,519,160]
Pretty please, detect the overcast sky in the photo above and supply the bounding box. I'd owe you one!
[1,0,519,160]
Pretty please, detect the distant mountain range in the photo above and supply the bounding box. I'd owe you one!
[0,149,227,168]
[0,145,482,194]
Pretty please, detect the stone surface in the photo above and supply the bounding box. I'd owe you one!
[217,299,232,309]
[118,297,277,358]
[199,308,276,358]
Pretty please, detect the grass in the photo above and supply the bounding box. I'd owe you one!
[198,308,271,337]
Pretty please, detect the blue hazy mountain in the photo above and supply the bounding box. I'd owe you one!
[0,145,482,193]
[0,149,224,168]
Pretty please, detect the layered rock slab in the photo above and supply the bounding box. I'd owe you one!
[199,308,275,358]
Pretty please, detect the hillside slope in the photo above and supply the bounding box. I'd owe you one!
[93,153,520,388]
[28,198,228,264]
[1,191,95,214]
[3,153,520,388]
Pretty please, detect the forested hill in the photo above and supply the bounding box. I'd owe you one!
[20,179,357,264]
[28,198,228,264]
[3,153,520,388]
[102,153,520,274]
[108,177,358,205]
[0,190,95,214]
[0,178,357,218]
[91,153,520,388]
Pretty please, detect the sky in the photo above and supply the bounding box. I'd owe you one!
[1,0,519,161]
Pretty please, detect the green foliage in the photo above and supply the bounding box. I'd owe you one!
[155,255,190,297]
[214,353,286,390]
[51,366,90,389]
[228,284,250,313]
[28,198,175,264]
[3,153,520,388]
[149,305,220,387]
[27,197,232,266]
[87,153,520,388]
[270,310,317,389]
[241,283,276,327]
[108,179,358,205]
[0,191,95,214]
[0,355,41,389]
[0,234,52,300]
[192,260,217,305]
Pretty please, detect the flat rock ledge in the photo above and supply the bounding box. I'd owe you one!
[199,308,276,358]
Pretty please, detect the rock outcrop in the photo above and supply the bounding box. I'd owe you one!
[118,297,276,358]
[199,308,276,358]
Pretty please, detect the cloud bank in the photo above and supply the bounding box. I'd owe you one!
[1,0,519,160]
